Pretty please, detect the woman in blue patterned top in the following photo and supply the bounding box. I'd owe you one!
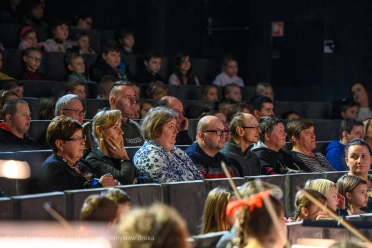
[134,106,204,183]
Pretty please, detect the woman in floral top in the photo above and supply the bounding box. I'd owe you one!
[134,106,204,183]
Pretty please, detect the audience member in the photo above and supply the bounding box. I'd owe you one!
[21,47,50,80]
[65,53,87,81]
[339,98,360,119]
[0,50,14,80]
[98,75,116,99]
[145,81,168,100]
[213,55,244,87]
[250,95,274,119]
[38,97,57,120]
[81,195,119,226]
[223,83,242,102]
[325,118,364,171]
[109,82,144,146]
[251,115,297,174]
[226,102,251,122]
[255,82,274,101]
[158,96,192,145]
[221,113,261,177]
[55,94,85,124]
[201,84,218,101]
[117,29,137,56]
[72,14,92,29]
[218,98,236,117]
[70,32,95,54]
[207,110,227,123]
[65,79,86,99]
[169,52,199,85]
[45,18,72,52]
[350,81,372,120]
[363,118,372,149]
[184,105,209,120]
[18,25,50,51]
[134,107,203,183]
[185,115,235,178]
[138,99,152,119]
[338,175,368,215]
[102,188,131,216]
[38,116,119,192]
[132,102,140,119]
[287,119,335,172]
[0,0,25,24]
[201,187,233,234]
[0,98,41,151]
[0,90,18,118]
[132,84,140,99]
[24,0,48,29]
[137,51,163,84]
[2,80,24,97]
[294,189,328,221]
[281,111,300,120]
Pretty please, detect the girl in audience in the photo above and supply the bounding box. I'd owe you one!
[305,179,348,216]
[138,99,153,119]
[255,82,274,101]
[213,55,244,87]
[294,189,328,221]
[0,90,18,119]
[338,175,368,215]
[81,195,119,226]
[45,18,72,52]
[363,118,372,149]
[72,14,93,29]
[145,81,168,100]
[24,0,48,29]
[201,187,234,234]
[38,97,57,120]
[169,52,199,86]
[201,84,218,101]
[350,81,372,120]
[223,83,242,102]
[21,47,50,80]
[18,26,51,51]
[0,50,14,80]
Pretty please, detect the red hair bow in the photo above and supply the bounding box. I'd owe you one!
[226,190,271,217]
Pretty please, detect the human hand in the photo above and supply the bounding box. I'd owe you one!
[179,117,188,131]
[337,193,346,210]
[99,173,120,187]
[133,178,138,184]
[106,137,129,160]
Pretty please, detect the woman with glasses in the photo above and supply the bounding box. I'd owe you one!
[38,116,119,192]
[134,106,203,183]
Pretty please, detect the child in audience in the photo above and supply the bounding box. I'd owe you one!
[201,187,234,234]
[2,80,24,97]
[45,18,72,52]
[201,84,218,101]
[65,79,86,99]
[24,0,48,29]
[21,47,50,80]
[18,26,51,51]
[213,55,244,87]
[98,75,117,99]
[169,52,199,85]
[337,175,368,215]
[255,82,274,101]
[133,84,140,99]
[223,83,242,102]
[281,111,301,120]
[72,14,93,29]
[0,50,14,80]
[138,99,153,118]
[137,51,163,84]
[65,53,87,81]
[305,179,348,216]
[218,98,236,117]
[0,90,18,119]
[226,102,251,122]
[117,29,137,56]
[102,188,131,216]
[81,194,119,226]
[294,189,328,221]
[38,97,57,120]
[145,81,168,100]
[68,32,95,54]
[340,99,360,119]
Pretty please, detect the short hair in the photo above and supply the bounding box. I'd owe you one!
[91,109,121,144]
[258,115,283,142]
[75,31,89,41]
[184,105,210,119]
[338,175,367,211]
[65,79,85,92]
[201,84,218,100]
[221,54,237,68]
[281,111,300,120]
[140,106,178,140]
[339,118,363,140]
[102,188,130,205]
[238,180,283,200]
[115,203,189,248]
[2,80,23,91]
[218,98,237,111]
[109,81,134,99]
[24,47,42,57]
[138,98,153,110]
[38,97,57,120]
[145,82,167,99]
[294,189,327,220]
[101,40,121,54]
[223,83,240,96]
[54,94,80,116]
[117,28,134,40]
[18,25,35,40]
[226,102,251,122]
[345,139,372,158]
[340,98,359,114]
[101,75,118,86]
[0,90,18,107]
[230,112,246,136]
[144,51,162,62]
[81,195,118,222]
[250,95,273,111]
[2,98,28,117]
[286,118,314,145]
[304,179,336,198]
[65,52,82,66]
[46,115,82,153]
[255,82,272,96]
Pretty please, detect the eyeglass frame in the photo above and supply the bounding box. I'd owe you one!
[241,126,261,131]
[63,108,86,116]
[26,55,42,63]
[202,129,230,136]
[62,135,87,142]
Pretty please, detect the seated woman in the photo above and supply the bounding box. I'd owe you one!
[286,118,335,172]
[38,116,119,192]
[133,106,204,183]
[85,109,136,185]
[350,81,372,120]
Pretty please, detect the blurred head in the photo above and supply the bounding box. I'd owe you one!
[218,98,236,117]
[3,98,30,138]
[339,118,364,143]
[100,75,117,99]
[118,29,135,49]
[109,82,137,120]
[226,102,252,122]
[350,81,371,108]
[221,55,238,78]
[66,80,86,99]
[146,82,167,100]
[197,115,227,155]
[2,80,24,98]
[23,47,42,72]
[230,112,261,145]
[102,188,131,216]
[363,118,372,140]
[102,41,121,68]
[305,179,338,212]
[19,26,37,47]
[258,115,286,151]
[345,139,372,176]
[28,0,44,20]
[144,51,162,74]
[0,90,19,119]
[158,96,185,130]
[287,118,316,151]
[92,109,123,146]
[294,189,327,221]
[38,97,57,120]
[255,82,274,101]
[202,84,218,101]
[251,95,274,119]
[76,33,90,52]
[76,15,92,29]
[81,195,118,225]
[50,19,69,41]
[138,99,153,119]
[340,99,360,119]
[55,94,85,124]
[281,111,300,120]
[223,84,242,102]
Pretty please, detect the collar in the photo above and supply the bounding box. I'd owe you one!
[0,122,27,138]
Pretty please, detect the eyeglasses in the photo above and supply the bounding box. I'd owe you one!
[63,108,86,116]
[241,126,261,131]
[26,55,42,63]
[123,95,137,102]
[63,135,86,142]
[202,129,230,136]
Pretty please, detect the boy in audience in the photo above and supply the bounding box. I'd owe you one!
[65,53,87,82]
[65,79,86,99]
[98,75,117,99]
[118,29,137,56]
[340,99,360,119]
[218,98,237,117]
[137,51,163,84]
[0,50,14,80]
[2,80,24,97]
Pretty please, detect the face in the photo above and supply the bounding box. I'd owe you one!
[72,85,86,100]
[346,125,364,142]
[111,86,137,119]
[351,83,368,104]
[77,36,90,52]
[201,118,227,152]
[153,89,167,100]
[23,31,37,47]
[224,60,238,78]
[103,51,121,68]
[133,85,140,99]
[204,86,218,101]
[349,184,369,209]
[140,102,152,118]
[215,112,226,122]
[266,123,287,150]
[179,56,191,72]
[242,115,261,144]
[69,56,85,74]
[7,103,31,137]
[132,103,140,119]
[100,119,124,144]
[23,50,42,72]
[326,187,339,212]
[154,119,178,151]
[31,5,44,19]
[61,98,85,124]
[123,35,135,48]
[225,87,242,102]
[303,202,327,220]
[77,17,92,29]
[366,119,372,139]
[261,86,274,101]
[346,145,372,175]
[287,113,300,120]
[60,130,85,163]
[11,86,24,98]
[168,99,185,129]
[295,126,316,151]
[146,57,162,74]
[341,106,359,119]
[53,24,69,41]
[256,102,274,118]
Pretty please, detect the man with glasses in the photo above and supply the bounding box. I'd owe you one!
[251,115,297,174]
[221,113,261,176]
[185,115,235,178]
[55,94,85,124]
[109,82,144,146]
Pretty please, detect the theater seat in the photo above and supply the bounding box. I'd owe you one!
[302,102,332,119]
[241,86,256,101]
[191,231,227,248]
[188,119,199,142]
[0,24,22,49]
[121,56,143,80]
[22,97,40,120]
[82,99,110,119]
[6,49,25,78]
[198,100,218,110]
[158,57,172,81]
[204,178,245,194]
[313,141,330,154]
[125,146,141,160]
[190,58,216,84]
[0,197,12,220]
[116,184,161,207]
[286,222,324,245]
[19,80,61,98]
[28,120,50,147]
[273,101,302,119]
[171,85,202,101]
[312,119,336,141]
[81,54,98,79]
[181,100,199,111]
[43,52,69,81]
[322,171,347,183]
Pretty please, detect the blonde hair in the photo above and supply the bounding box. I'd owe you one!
[102,188,131,204]
[304,179,336,198]
[201,187,232,234]
[81,195,118,222]
[91,109,122,143]
[294,189,327,221]
[140,106,177,140]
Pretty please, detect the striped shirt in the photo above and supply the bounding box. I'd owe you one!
[291,151,336,172]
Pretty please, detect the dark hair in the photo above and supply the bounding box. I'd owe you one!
[281,111,300,120]
[117,28,135,41]
[145,82,167,99]
[18,25,35,40]
[286,118,314,145]
[65,52,82,66]
[101,40,121,54]
[38,97,57,120]
[226,102,252,122]
[144,51,162,62]
[258,115,283,142]
[2,98,28,117]
[173,52,198,85]
[201,84,218,100]
[81,195,118,222]
[2,80,23,90]
[50,18,69,36]
[223,83,240,97]
[221,54,237,68]
[218,98,237,112]
[71,14,92,27]
[339,118,364,140]
[350,81,372,110]
[65,79,85,92]
[340,99,359,113]
[74,31,89,41]
[345,139,372,158]
[250,95,273,112]
[27,0,43,15]
[24,47,42,57]
[184,105,210,119]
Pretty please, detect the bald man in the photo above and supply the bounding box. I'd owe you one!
[221,112,261,176]
[185,115,235,179]
[158,96,192,145]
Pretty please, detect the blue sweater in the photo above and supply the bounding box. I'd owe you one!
[325,140,346,171]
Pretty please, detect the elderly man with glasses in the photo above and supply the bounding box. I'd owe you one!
[221,112,261,177]
[55,94,85,124]
[185,115,235,179]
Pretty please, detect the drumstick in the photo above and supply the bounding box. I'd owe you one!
[221,161,241,200]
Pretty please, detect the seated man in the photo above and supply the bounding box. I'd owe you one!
[158,96,192,145]
[55,94,85,124]
[251,115,297,174]
[250,95,274,119]
[0,98,41,151]
[221,112,261,176]
[185,115,235,178]
[326,118,364,171]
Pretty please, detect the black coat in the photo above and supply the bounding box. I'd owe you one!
[0,128,42,152]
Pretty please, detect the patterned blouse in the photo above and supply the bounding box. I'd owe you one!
[133,140,204,183]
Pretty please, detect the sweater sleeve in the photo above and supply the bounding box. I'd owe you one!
[38,162,70,192]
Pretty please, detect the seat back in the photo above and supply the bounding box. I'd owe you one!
[21,97,40,120]
[43,52,69,81]
[19,80,61,98]
[191,231,227,248]
[0,197,12,220]
[82,99,110,119]
[322,171,347,183]
[190,58,216,84]
[116,184,162,207]
[241,86,256,101]
[204,178,245,194]
[121,56,143,80]
[28,120,50,146]
[273,101,302,119]
[171,85,202,100]
[302,102,333,119]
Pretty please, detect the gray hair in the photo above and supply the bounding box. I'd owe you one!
[140,106,177,140]
[55,94,80,116]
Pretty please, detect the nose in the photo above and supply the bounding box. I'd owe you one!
[119,128,124,136]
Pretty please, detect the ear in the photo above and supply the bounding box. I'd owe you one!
[345,192,352,200]
[67,91,72,94]
[95,126,102,137]
[264,132,271,141]
[291,135,298,144]
[23,55,28,63]
[144,60,148,67]
[341,131,348,139]
[236,126,244,137]
[59,109,65,116]
[109,96,116,109]
[102,53,107,60]
[197,131,204,140]
[253,109,259,119]
[301,207,308,217]
[345,157,349,165]
[5,115,11,123]
[341,111,346,119]
[67,64,74,71]
[55,139,63,151]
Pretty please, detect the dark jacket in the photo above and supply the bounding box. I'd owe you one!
[176,130,192,145]
[0,125,42,152]
[121,119,145,146]
[89,56,131,83]
[137,69,164,85]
